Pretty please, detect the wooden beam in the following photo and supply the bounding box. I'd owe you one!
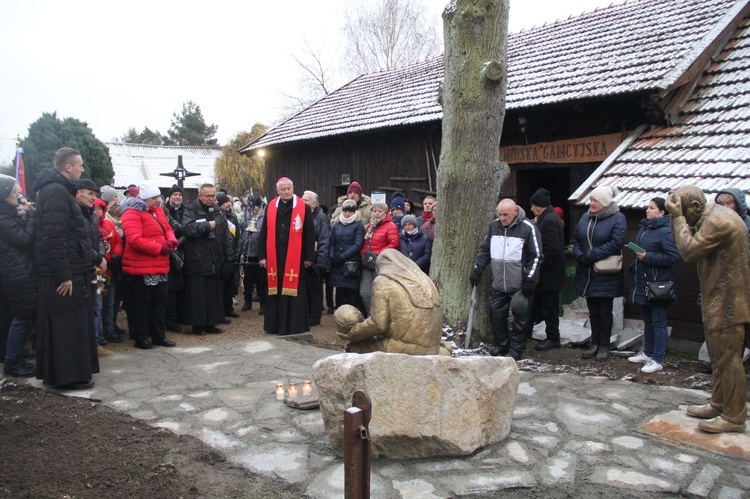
[388,177,427,182]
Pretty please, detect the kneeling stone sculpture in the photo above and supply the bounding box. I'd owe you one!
[335,249,451,355]
[313,352,519,458]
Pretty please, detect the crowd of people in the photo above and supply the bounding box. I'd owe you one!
[470,182,750,384]
[0,157,441,388]
[2,147,748,403]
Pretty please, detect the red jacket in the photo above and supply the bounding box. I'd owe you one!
[121,197,177,276]
[360,213,400,256]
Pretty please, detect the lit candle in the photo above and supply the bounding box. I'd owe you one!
[302,380,313,397]
[275,383,285,400]
[288,382,298,398]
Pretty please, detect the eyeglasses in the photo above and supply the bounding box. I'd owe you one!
[201,194,217,199]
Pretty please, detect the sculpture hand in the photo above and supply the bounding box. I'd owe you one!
[666,191,682,217]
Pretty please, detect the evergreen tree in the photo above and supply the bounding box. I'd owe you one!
[121,126,166,145]
[165,101,218,146]
[20,112,114,194]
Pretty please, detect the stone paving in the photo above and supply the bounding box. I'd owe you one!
[23,337,750,498]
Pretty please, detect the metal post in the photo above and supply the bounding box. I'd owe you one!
[344,390,371,499]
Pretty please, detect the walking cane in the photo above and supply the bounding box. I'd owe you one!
[464,286,477,349]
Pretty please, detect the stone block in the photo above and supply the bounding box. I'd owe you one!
[312,352,519,459]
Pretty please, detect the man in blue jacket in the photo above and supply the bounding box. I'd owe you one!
[470,199,543,360]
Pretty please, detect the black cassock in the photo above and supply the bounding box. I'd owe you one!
[258,197,316,335]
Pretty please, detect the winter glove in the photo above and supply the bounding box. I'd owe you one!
[577,254,592,267]
[160,242,172,255]
[330,256,344,266]
[469,272,481,287]
[221,262,234,281]
[521,281,535,297]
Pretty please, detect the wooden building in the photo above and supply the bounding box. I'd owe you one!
[241,0,750,342]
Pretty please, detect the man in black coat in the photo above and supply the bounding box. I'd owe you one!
[529,188,566,350]
[302,190,330,326]
[163,184,186,331]
[32,147,101,390]
[182,183,235,335]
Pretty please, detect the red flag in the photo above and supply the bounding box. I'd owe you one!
[15,148,26,195]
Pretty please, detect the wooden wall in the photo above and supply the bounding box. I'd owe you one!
[261,124,441,210]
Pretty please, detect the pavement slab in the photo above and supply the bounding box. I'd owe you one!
[20,337,750,498]
[642,409,750,458]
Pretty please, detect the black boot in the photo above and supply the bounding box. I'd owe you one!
[582,344,599,359]
[3,357,36,377]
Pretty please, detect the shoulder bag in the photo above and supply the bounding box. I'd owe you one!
[587,223,622,274]
[344,259,361,278]
[361,239,377,270]
[647,270,675,304]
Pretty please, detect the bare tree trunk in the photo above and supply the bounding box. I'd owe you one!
[432,0,509,342]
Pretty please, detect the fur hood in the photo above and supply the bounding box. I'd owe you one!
[120,196,149,213]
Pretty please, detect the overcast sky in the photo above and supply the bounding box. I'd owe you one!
[0,0,616,164]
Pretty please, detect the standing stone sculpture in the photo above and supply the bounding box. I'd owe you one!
[334,249,451,355]
[667,185,750,433]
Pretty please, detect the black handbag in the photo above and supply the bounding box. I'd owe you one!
[646,280,675,304]
[344,260,361,278]
[361,249,377,270]
[361,239,377,270]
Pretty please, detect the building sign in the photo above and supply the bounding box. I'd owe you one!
[499,132,623,164]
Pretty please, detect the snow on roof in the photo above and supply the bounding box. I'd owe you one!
[572,14,750,209]
[242,0,740,152]
[107,143,221,190]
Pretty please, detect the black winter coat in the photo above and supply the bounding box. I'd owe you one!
[164,202,185,238]
[328,220,365,290]
[81,205,105,266]
[399,228,432,273]
[182,200,235,276]
[628,214,681,306]
[0,202,37,318]
[535,207,565,291]
[32,168,96,282]
[573,203,626,298]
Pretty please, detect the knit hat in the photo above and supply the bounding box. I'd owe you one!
[93,198,107,209]
[127,184,140,197]
[75,178,99,192]
[401,214,418,228]
[0,174,16,200]
[347,181,363,196]
[99,185,118,202]
[342,199,357,211]
[390,197,405,212]
[138,180,161,200]
[216,193,231,206]
[589,185,616,207]
[168,184,183,197]
[530,188,551,207]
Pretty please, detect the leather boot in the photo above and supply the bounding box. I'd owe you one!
[687,403,721,420]
[698,416,746,434]
[582,345,598,359]
[3,357,36,377]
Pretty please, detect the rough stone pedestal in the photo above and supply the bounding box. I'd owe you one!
[312,352,519,459]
